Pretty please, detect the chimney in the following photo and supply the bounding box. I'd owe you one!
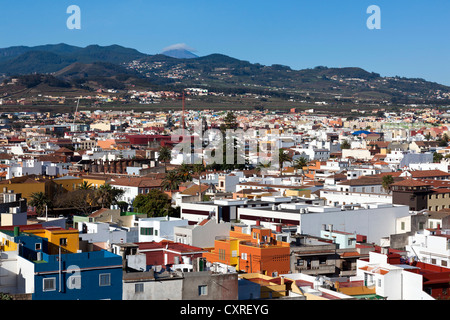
[256,219,260,226]
[276,224,282,233]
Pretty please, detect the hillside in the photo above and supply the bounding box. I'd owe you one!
[0,43,449,107]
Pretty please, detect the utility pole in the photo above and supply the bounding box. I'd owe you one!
[72,97,80,130]
[182,91,186,137]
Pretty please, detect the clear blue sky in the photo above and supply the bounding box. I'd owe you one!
[1,0,449,85]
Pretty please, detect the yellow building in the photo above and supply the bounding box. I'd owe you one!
[0,227,20,252]
[0,175,56,201]
[26,227,79,254]
[81,175,109,189]
[285,188,311,198]
[0,225,79,255]
[53,175,84,192]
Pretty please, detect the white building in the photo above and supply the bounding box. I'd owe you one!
[354,251,434,300]
[237,202,410,245]
[405,228,450,267]
[137,216,189,242]
[173,218,231,248]
[320,177,392,206]
[77,221,133,247]
[341,149,372,161]
[320,189,392,206]
[6,160,69,179]
[179,196,303,225]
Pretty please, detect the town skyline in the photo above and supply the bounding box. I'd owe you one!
[1,0,450,304]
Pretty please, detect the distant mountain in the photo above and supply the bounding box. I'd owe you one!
[0,51,76,74]
[0,44,148,75]
[161,48,198,59]
[0,43,449,106]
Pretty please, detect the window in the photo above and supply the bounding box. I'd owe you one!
[378,279,382,287]
[241,252,247,260]
[60,238,67,246]
[135,283,144,293]
[442,260,448,267]
[140,227,153,236]
[99,273,111,286]
[198,285,208,296]
[43,278,56,292]
[219,249,226,261]
[431,259,437,265]
[35,243,42,250]
[401,222,405,231]
[69,276,81,288]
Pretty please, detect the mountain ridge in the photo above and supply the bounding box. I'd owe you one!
[0,43,449,106]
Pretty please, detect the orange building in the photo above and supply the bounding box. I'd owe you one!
[97,139,131,150]
[203,225,290,276]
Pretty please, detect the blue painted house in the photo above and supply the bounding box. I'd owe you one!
[32,250,123,300]
[2,230,123,300]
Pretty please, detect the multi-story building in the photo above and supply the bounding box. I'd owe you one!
[180,196,321,225]
[202,224,291,277]
[405,227,450,268]
[237,201,410,245]
[137,216,189,242]
[110,176,163,204]
[392,178,450,212]
[354,249,440,300]
[174,218,232,248]
[0,226,123,300]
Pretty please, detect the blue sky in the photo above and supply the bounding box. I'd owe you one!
[1,0,450,85]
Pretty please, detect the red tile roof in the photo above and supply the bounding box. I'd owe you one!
[391,179,432,187]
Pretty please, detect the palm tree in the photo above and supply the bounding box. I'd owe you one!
[158,145,172,173]
[255,161,272,174]
[177,163,193,182]
[161,170,182,192]
[95,183,124,208]
[278,148,292,177]
[293,157,308,173]
[28,192,51,217]
[382,175,394,194]
[78,181,93,190]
